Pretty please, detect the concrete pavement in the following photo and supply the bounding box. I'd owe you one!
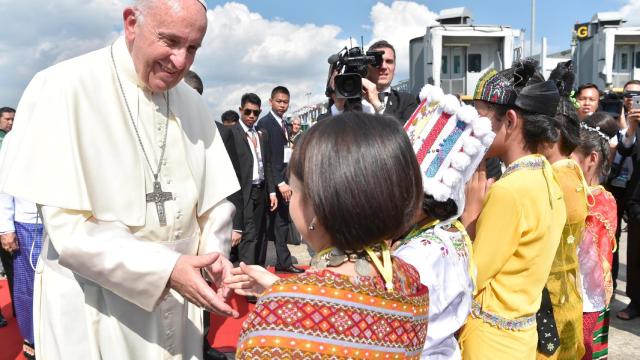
[608,223,640,359]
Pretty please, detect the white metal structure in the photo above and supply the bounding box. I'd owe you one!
[409,8,521,97]
[573,12,640,89]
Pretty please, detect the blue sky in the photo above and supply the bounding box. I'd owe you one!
[206,0,629,54]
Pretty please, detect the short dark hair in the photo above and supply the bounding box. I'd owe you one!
[183,70,204,95]
[576,83,600,97]
[288,112,423,251]
[423,196,458,222]
[270,86,290,99]
[520,111,560,154]
[624,80,640,90]
[576,112,618,177]
[221,110,239,123]
[554,98,581,155]
[368,40,396,60]
[483,100,560,154]
[0,107,15,117]
[483,102,511,118]
[241,93,261,108]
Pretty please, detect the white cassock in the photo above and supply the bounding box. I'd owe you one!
[0,37,240,359]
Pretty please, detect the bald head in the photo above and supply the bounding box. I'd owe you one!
[133,0,206,21]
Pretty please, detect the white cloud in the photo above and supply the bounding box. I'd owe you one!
[0,0,123,106]
[0,0,440,118]
[368,1,439,81]
[194,2,346,117]
[619,0,640,26]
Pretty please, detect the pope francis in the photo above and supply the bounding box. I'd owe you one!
[0,0,242,358]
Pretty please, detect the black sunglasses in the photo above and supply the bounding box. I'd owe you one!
[623,91,640,98]
[243,109,261,116]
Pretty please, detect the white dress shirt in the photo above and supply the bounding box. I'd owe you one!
[239,121,264,185]
[0,193,39,233]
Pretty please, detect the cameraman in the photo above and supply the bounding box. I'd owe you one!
[362,40,418,123]
[613,79,640,321]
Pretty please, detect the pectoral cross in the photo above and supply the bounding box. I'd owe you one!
[146,180,173,226]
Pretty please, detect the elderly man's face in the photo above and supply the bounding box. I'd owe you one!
[292,120,301,134]
[124,0,207,92]
[0,111,14,132]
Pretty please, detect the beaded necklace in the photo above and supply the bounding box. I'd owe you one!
[311,242,395,292]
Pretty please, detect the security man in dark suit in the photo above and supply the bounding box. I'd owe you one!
[257,86,303,273]
[362,40,418,123]
[229,93,277,267]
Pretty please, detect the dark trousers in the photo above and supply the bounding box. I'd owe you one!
[627,216,640,306]
[607,185,627,289]
[237,184,267,266]
[203,309,211,352]
[0,248,14,316]
[267,191,293,268]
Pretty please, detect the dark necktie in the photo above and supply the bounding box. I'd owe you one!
[378,91,389,104]
[280,120,289,141]
[247,128,257,149]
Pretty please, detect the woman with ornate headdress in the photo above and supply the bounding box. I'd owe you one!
[392,84,494,359]
[534,60,588,360]
[573,112,619,360]
[458,59,566,359]
[225,112,429,359]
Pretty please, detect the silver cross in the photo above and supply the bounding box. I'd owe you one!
[146,180,173,226]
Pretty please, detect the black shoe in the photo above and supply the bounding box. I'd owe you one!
[0,313,7,328]
[204,347,228,360]
[275,265,304,274]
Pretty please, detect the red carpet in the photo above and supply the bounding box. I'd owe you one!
[0,279,26,360]
[208,266,303,352]
[0,267,304,357]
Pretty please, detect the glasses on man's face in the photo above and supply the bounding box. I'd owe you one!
[623,91,640,98]
[243,109,261,116]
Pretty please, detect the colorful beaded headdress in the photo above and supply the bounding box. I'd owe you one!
[405,84,496,219]
[473,69,518,105]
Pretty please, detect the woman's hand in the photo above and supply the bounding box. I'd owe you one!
[461,160,494,238]
[224,262,281,297]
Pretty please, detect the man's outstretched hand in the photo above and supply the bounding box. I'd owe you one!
[168,253,239,318]
[205,253,234,299]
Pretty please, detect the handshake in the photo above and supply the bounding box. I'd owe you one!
[168,253,281,317]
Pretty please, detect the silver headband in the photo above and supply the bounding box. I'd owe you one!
[580,122,609,141]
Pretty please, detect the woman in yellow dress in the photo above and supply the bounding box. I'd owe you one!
[459,60,567,359]
[536,61,587,360]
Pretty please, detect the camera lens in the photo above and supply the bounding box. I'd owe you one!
[335,74,362,98]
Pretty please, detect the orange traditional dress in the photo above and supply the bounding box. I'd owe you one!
[236,257,429,359]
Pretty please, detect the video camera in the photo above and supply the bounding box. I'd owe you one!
[600,91,623,116]
[326,46,384,100]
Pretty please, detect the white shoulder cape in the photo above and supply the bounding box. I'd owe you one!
[0,37,239,226]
